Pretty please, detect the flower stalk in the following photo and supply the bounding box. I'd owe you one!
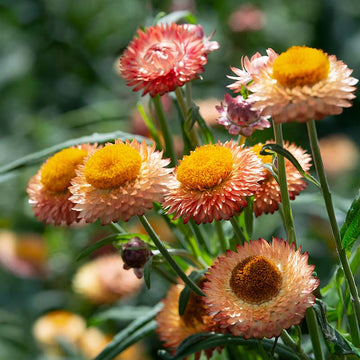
[306,119,360,325]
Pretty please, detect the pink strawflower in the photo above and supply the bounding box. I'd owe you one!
[203,238,319,339]
[216,93,271,136]
[228,48,278,90]
[183,24,220,53]
[119,23,214,97]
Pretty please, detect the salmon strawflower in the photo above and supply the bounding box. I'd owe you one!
[244,46,358,123]
[119,23,213,97]
[203,238,319,339]
[163,141,265,224]
[69,139,172,225]
[27,144,97,226]
[72,254,142,304]
[156,279,218,360]
[251,141,312,217]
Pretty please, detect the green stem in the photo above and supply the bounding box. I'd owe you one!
[152,94,177,166]
[109,222,125,233]
[273,123,297,246]
[215,220,228,253]
[152,249,204,269]
[138,215,205,296]
[281,330,310,360]
[307,119,360,325]
[185,82,193,108]
[136,101,161,146]
[230,216,248,245]
[175,87,199,147]
[306,307,325,360]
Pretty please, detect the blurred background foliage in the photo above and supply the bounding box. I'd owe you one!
[0,0,360,359]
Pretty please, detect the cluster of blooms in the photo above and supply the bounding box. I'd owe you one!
[26,20,357,360]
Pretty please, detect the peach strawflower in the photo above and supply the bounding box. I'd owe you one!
[156,279,218,360]
[228,48,278,90]
[251,141,312,217]
[228,4,266,33]
[163,141,265,224]
[245,46,358,123]
[27,144,96,226]
[69,139,172,225]
[203,238,319,339]
[119,23,211,97]
[32,310,86,356]
[216,93,271,136]
[72,254,142,304]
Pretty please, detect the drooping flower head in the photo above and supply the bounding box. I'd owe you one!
[121,237,153,279]
[250,141,312,217]
[69,139,172,225]
[72,254,142,304]
[183,24,220,53]
[27,144,96,226]
[216,93,271,136]
[228,48,278,90]
[203,238,319,339]
[120,23,214,97]
[246,46,358,123]
[156,278,218,360]
[163,141,265,224]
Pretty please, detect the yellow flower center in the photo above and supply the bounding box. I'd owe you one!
[48,310,75,326]
[84,144,141,189]
[229,255,282,305]
[251,143,272,165]
[272,46,330,87]
[40,148,88,193]
[176,145,233,190]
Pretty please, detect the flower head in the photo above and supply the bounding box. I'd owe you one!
[245,46,358,123]
[69,139,172,225]
[203,238,319,339]
[183,24,220,53]
[72,254,142,304]
[216,93,271,136]
[121,237,153,279]
[156,279,218,359]
[120,23,211,97]
[251,141,312,217]
[27,144,96,226]
[228,48,278,90]
[163,141,265,224]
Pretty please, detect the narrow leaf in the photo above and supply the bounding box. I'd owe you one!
[143,256,153,289]
[192,104,215,144]
[313,300,360,357]
[260,144,321,188]
[0,131,149,174]
[156,11,197,25]
[340,191,360,251]
[94,303,162,360]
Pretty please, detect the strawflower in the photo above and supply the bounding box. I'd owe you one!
[203,238,319,339]
[245,45,358,123]
[27,144,96,226]
[163,141,265,224]
[216,93,271,136]
[251,141,312,216]
[69,139,172,225]
[119,23,214,97]
[156,279,218,360]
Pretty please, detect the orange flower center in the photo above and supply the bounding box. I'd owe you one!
[272,46,330,87]
[84,144,141,189]
[176,144,233,190]
[182,279,209,328]
[229,255,282,304]
[40,148,88,192]
[47,310,76,327]
[15,238,47,264]
[143,42,178,73]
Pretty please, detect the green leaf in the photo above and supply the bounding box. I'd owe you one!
[260,144,321,189]
[94,303,162,360]
[158,332,302,360]
[143,256,153,289]
[76,233,148,261]
[178,270,206,316]
[0,131,149,174]
[156,11,197,25]
[191,104,215,144]
[313,300,360,357]
[340,191,360,252]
